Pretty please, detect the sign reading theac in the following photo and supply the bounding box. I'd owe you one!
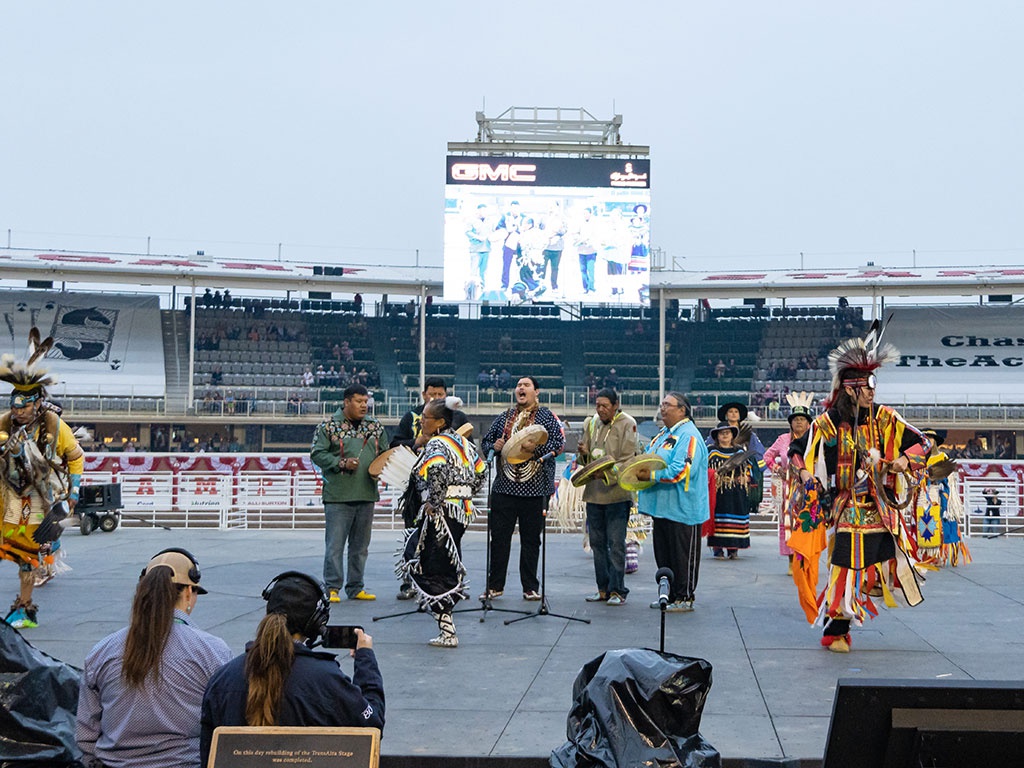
[443,155,652,304]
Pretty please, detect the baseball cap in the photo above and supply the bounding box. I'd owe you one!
[143,550,208,594]
[265,575,323,636]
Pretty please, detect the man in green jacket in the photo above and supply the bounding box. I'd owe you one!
[310,384,388,602]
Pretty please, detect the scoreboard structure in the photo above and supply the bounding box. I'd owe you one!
[444,108,651,305]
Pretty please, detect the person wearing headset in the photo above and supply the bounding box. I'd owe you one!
[76,548,231,768]
[199,571,385,767]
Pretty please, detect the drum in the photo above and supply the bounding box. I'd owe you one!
[569,456,617,488]
[368,445,418,492]
[618,454,668,492]
[501,424,549,465]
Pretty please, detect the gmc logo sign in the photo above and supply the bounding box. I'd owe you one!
[450,162,537,182]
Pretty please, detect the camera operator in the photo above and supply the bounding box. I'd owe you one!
[200,572,384,766]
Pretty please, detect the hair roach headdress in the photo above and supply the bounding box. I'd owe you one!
[824,316,899,408]
[0,328,57,402]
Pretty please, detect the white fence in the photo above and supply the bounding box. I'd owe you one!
[79,453,1024,537]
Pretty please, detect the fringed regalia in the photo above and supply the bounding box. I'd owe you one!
[1,330,83,573]
[913,452,971,567]
[706,446,754,551]
[397,429,485,612]
[803,404,931,627]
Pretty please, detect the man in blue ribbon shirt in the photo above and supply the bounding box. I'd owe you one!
[635,392,709,612]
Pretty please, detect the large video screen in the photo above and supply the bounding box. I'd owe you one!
[443,156,651,304]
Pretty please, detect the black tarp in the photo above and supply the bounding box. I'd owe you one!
[0,622,83,767]
[550,648,720,768]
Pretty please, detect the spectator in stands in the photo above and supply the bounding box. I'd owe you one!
[153,427,168,452]
[497,368,512,390]
[213,290,222,307]
[405,299,416,319]
[310,384,388,602]
[489,368,499,388]
[584,371,598,390]
[209,433,222,452]
[325,366,339,387]
[714,359,726,379]
[202,288,213,307]
[315,364,326,385]
[123,440,136,454]
[301,368,315,387]
[603,368,620,390]
[199,572,384,768]
[224,390,235,415]
[77,549,231,768]
[210,365,223,386]
[353,293,363,311]
[222,289,231,307]
[477,368,492,389]
[340,340,354,363]
[288,394,302,414]
[995,436,1013,460]
[247,326,261,342]
[332,343,342,361]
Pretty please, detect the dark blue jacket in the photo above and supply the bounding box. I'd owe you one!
[199,643,385,767]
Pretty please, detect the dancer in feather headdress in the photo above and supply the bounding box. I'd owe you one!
[787,318,932,652]
[0,328,84,628]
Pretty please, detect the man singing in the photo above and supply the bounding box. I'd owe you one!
[480,377,564,600]
[577,389,639,606]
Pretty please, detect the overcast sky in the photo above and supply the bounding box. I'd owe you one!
[2,2,1021,274]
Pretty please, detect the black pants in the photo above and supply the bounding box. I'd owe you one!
[487,492,544,593]
[652,518,702,603]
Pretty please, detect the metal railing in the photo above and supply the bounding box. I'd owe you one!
[59,388,1024,424]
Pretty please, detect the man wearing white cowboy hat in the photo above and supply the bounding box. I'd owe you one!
[480,376,564,601]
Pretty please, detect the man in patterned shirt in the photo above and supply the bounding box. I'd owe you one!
[311,384,388,603]
[480,376,564,600]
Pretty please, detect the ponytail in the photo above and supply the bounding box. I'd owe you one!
[122,568,182,688]
[244,613,295,726]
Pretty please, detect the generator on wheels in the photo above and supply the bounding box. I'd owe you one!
[76,483,122,535]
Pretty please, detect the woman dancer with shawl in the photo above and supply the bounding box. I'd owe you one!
[398,397,486,648]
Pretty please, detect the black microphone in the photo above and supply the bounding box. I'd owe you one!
[655,567,673,607]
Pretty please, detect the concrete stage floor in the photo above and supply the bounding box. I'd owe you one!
[15,526,1024,766]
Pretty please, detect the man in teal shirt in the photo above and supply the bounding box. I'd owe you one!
[636,392,709,612]
[310,384,388,602]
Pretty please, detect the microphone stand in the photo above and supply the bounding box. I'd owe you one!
[505,491,591,626]
[659,599,669,653]
[455,452,531,622]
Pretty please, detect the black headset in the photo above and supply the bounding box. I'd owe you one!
[261,570,330,643]
[141,547,202,584]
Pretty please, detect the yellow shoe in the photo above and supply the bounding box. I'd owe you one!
[329,590,341,603]
[352,590,376,601]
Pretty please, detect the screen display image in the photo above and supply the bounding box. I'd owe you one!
[443,156,651,305]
